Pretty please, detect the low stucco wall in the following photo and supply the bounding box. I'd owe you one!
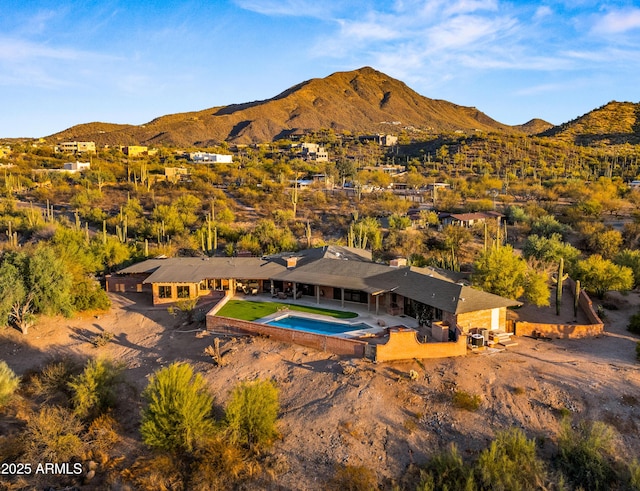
[206,315,367,357]
[514,321,603,339]
[372,327,468,362]
[514,279,604,339]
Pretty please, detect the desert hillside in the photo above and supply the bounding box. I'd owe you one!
[48,67,523,146]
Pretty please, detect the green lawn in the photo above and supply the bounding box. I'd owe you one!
[216,300,358,321]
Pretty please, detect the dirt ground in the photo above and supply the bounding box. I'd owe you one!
[1,290,640,489]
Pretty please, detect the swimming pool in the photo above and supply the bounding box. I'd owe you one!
[266,315,371,336]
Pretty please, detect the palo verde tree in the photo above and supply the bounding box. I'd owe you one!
[140,362,214,453]
[225,379,280,451]
[473,244,550,306]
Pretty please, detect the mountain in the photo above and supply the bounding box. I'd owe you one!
[48,67,526,146]
[539,101,640,144]
[513,118,554,134]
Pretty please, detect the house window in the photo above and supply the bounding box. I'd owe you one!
[177,285,190,298]
[159,285,172,298]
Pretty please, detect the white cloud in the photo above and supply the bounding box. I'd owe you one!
[534,6,552,20]
[234,0,328,18]
[592,8,640,34]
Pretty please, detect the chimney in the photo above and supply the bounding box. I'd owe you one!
[390,258,407,268]
[286,257,299,268]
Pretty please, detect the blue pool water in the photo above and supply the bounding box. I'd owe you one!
[266,315,370,335]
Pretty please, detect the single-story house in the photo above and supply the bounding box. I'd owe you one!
[439,211,502,228]
[107,246,519,334]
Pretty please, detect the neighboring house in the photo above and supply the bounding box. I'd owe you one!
[122,145,148,157]
[359,134,398,146]
[63,161,91,172]
[300,143,328,162]
[629,180,640,189]
[439,211,502,228]
[189,152,233,163]
[56,141,96,154]
[107,245,519,333]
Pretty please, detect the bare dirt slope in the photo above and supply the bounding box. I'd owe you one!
[1,291,639,489]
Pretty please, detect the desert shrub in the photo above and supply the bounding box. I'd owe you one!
[556,419,618,491]
[69,358,123,419]
[26,357,81,403]
[23,406,85,462]
[475,427,545,490]
[225,378,280,451]
[418,443,476,491]
[0,361,20,408]
[629,312,640,335]
[121,455,184,491]
[330,465,378,491]
[140,362,214,453]
[630,459,640,490]
[190,435,256,490]
[86,413,121,454]
[452,390,482,411]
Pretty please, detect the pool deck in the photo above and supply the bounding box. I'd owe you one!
[233,292,419,338]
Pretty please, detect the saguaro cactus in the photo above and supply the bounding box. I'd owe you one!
[574,279,581,320]
[552,257,569,316]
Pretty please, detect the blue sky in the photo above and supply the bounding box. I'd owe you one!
[1,0,640,138]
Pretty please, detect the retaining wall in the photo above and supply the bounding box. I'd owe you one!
[206,315,368,357]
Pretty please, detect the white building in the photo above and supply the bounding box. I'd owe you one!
[189,152,233,163]
[300,143,328,162]
[63,161,91,172]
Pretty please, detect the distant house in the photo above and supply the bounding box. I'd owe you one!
[439,211,502,228]
[629,180,640,189]
[300,143,328,162]
[108,245,519,334]
[63,161,91,172]
[359,134,398,146]
[122,145,148,157]
[56,141,96,154]
[189,152,233,163]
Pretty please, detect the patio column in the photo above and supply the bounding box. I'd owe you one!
[316,285,320,304]
[376,295,380,316]
[341,288,345,308]
[270,280,274,295]
[293,283,297,301]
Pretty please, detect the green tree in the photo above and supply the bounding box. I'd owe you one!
[571,255,633,297]
[141,363,214,453]
[473,245,527,300]
[0,260,26,327]
[530,215,568,238]
[523,233,580,266]
[69,358,122,420]
[225,379,280,451]
[524,268,551,307]
[615,249,640,288]
[587,229,623,259]
[26,245,74,317]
